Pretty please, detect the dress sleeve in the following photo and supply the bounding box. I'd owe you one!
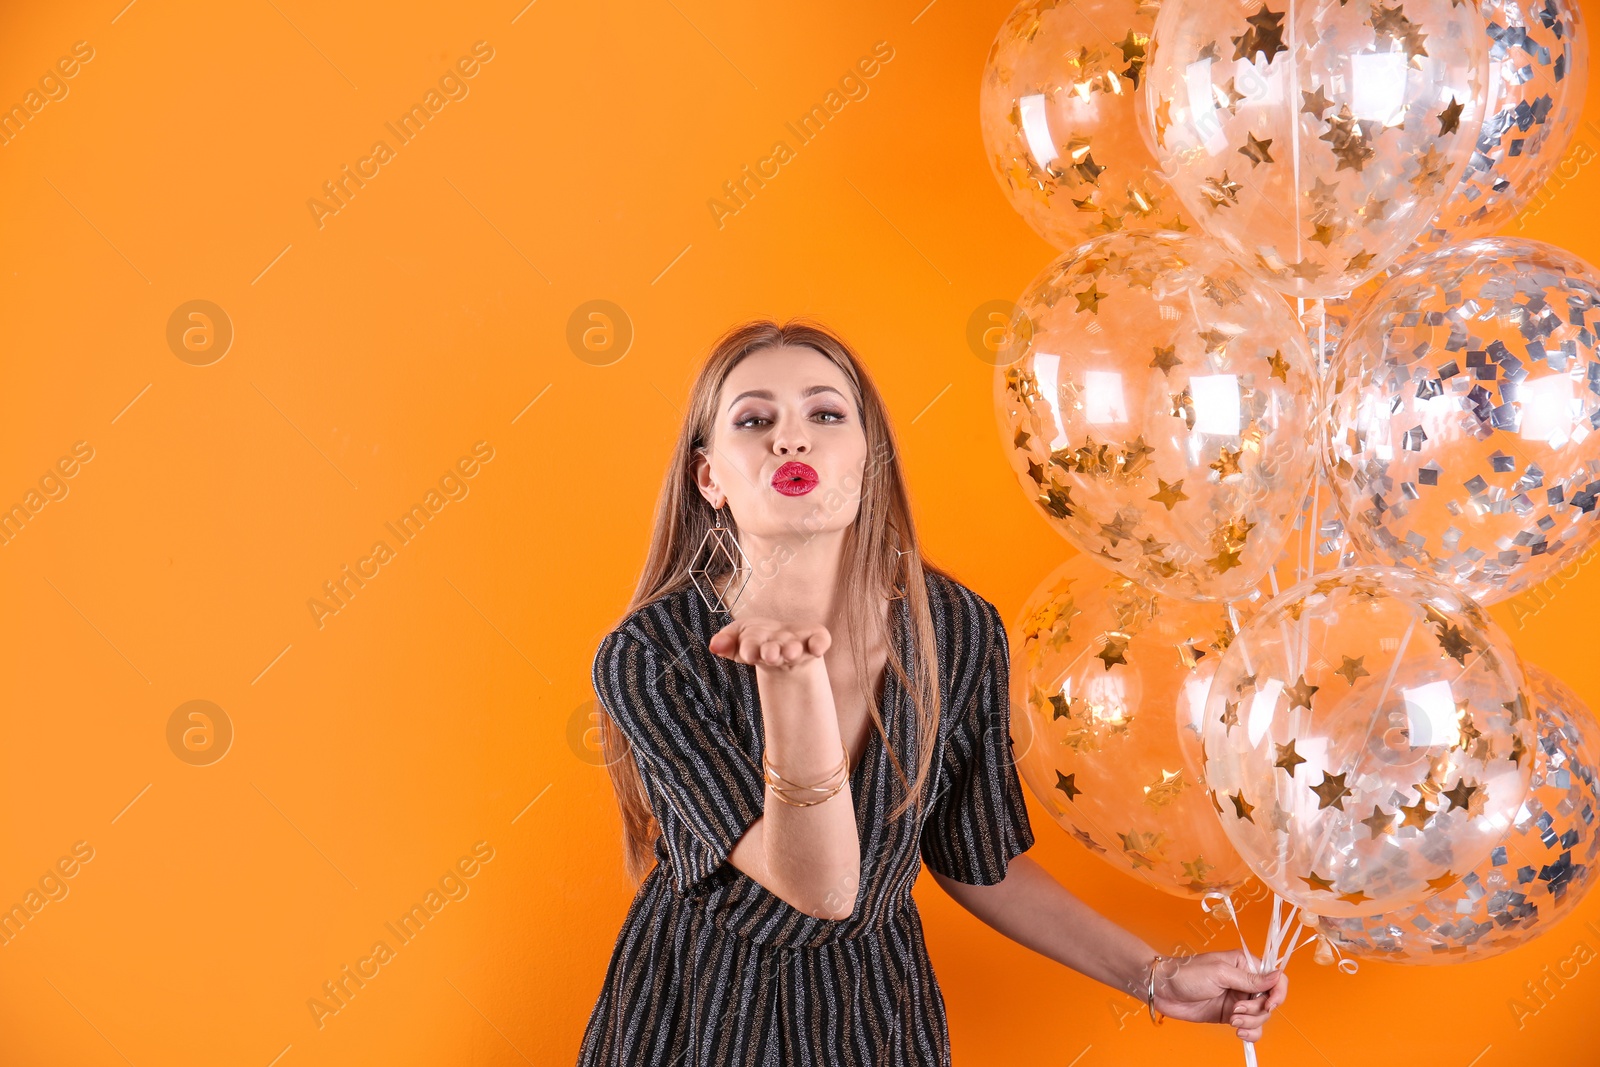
[919,600,1035,885]
[592,624,767,895]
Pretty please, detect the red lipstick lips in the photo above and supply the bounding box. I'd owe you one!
[772,461,819,496]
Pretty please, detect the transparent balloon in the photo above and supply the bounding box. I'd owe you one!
[1010,554,1254,898]
[1307,1,1588,292]
[1418,0,1589,248]
[980,0,1197,249]
[995,231,1318,601]
[1316,663,1600,963]
[1201,566,1535,919]
[1323,237,1600,606]
[1172,476,1356,783]
[1142,0,1490,298]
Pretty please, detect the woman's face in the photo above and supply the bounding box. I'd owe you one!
[695,344,869,541]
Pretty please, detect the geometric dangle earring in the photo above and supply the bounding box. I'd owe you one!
[886,528,911,601]
[689,503,752,615]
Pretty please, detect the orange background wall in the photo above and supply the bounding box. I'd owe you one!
[1,1,1598,1064]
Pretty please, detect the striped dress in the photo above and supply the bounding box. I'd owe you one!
[578,569,1035,1066]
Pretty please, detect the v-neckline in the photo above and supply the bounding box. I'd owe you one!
[849,595,906,801]
[851,642,894,792]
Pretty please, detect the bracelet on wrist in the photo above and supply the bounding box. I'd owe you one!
[762,741,851,807]
[1145,953,1168,1026]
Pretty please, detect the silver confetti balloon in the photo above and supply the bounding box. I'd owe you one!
[1315,663,1600,964]
[1419,0,1589,248]
[1323,237,1600,606]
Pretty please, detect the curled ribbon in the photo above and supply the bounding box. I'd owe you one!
[1198,889,1357,1065]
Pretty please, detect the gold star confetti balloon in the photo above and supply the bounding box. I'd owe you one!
[994,230,1317,601]
[1314,663,1599,964]
[1009,553,1254,898]
[1140,0,1490,299]
[1175,519,1355,781]
[1323,237,1600,606]
[980,0,1198,249]
[1417,0,1589,249]
[1201,566,1536,919]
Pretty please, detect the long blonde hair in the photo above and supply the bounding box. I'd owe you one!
[596,317,952,887]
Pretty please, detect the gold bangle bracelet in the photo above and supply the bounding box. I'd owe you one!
[765,778,848,807]
[762,741,850,806]
[766,766,848,795]
[764,763,848,801]
[1145,953,1167,1026]
[762,741,850,791]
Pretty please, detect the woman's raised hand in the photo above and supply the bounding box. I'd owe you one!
[709,617,832,670]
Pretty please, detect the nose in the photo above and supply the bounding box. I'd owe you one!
[774,425,810,456]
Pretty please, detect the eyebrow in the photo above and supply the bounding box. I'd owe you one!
[726,384,847,411]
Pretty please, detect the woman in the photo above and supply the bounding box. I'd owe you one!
[579,319,1288,1065]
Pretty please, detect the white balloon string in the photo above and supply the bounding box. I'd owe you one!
[1198,889,1368,1065]
[1294,495,1305,586]
[1201,890,1259,970]
[1309,295,1326,577]
[1296,295,1310,586]
[1288,0,1303,280]
[1317,296,1328,376]
[1307,474,1320,580]
[1279,927,1318,968]
[1267,901,1294,961]
[1280,921,1318,966]
[1227,603,1256,676]
[1279,611,1302,690]
[1203,888,1294,1067]
[1269,555,1309,683]
[1371,614,1418,717]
